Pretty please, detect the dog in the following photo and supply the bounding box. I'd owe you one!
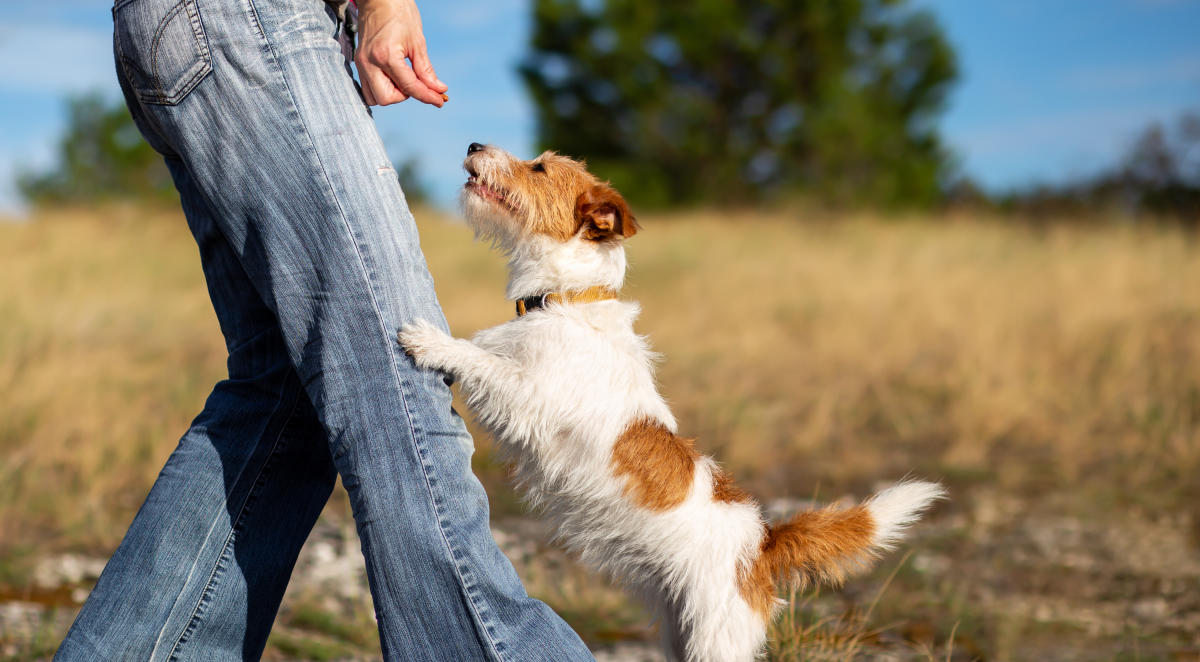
[398,143,945,662]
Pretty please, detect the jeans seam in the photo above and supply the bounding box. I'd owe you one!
[149,0,188,99]
[243,0,266,40]
[122,0,212,105]
[159,376,303,661]
[246,3,508,659]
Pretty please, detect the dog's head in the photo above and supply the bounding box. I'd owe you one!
[461,143,638,246]
[460,143,638,298]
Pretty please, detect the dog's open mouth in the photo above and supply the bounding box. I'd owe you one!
[465,174,515,212]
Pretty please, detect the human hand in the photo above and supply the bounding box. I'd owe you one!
[355,0,448,107]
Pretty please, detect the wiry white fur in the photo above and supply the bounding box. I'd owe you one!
[399,145,944,662]
[865,480,948,551]
[503,234,627,301]
[400,305,770,662]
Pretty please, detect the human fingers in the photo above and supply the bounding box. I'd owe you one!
[408,44,448,95]
[380,55,444,107]
[358,57,410,106]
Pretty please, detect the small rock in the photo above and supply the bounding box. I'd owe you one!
[591,641,667,662]
[32,554,107,589]
[1131,597,1169,623]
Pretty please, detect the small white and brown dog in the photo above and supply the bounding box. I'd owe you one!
[399,143,945,662]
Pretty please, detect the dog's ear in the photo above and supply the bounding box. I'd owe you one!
[575,184,639,241]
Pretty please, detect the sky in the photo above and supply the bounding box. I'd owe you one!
[1,0,1198,213]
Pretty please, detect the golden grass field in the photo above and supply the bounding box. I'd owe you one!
[2,203,1198,660]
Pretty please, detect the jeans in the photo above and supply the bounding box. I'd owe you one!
[54,0,595,660]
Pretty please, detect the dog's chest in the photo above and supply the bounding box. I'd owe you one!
[466,308,668,469]
[471,309,640,375]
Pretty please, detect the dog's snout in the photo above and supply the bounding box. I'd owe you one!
[467,142,485,155]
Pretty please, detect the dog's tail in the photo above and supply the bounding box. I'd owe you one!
[742,481,945,613]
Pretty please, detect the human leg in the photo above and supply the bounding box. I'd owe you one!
[55,162,338,661]
[83,0,593,659]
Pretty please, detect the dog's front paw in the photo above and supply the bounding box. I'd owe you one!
[398,319,454,370]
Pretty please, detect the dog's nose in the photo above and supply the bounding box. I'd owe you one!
[467,142,485,155]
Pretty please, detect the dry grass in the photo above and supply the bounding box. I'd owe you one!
[617,210,1200,510]
[420,206,1200,509]
[0,204,227,567]
[2,204,1198,659]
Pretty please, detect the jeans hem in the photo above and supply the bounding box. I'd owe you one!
[155,376,303,661]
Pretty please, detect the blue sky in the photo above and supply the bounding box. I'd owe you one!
[1,0,1198,213]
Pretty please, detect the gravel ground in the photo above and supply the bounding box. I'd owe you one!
[5,493,1198,660]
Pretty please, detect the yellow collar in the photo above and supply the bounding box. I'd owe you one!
[515,286,619,316]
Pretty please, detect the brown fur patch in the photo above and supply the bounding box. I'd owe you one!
[575,184,638,241]
[712,467,754,504]
[738,505,877,618]
[611,418,699,511]
[463,148,637,242]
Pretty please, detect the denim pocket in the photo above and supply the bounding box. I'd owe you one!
[113,0,212,105]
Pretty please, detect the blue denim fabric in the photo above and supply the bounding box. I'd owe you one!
[54,0,595,660]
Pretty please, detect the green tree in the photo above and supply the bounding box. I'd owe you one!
[997,110,1200,225]
[19,93,175,205]
[520,0,958,207]
[1118,112,1200,222]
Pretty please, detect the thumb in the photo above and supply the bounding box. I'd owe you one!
[409,44,448,93]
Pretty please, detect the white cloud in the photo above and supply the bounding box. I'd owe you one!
[947,102,1196,189]
[0,22,116,95]
[1064,54,1200,94]
[953,104,1174,158]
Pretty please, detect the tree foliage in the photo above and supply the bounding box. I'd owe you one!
[1117,113,1200,220]
[520,0,958,207]
[18,93,175,205]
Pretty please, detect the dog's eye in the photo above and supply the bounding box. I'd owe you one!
[531,162,546,173]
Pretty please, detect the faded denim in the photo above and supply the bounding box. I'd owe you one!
[54,0,594,660]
